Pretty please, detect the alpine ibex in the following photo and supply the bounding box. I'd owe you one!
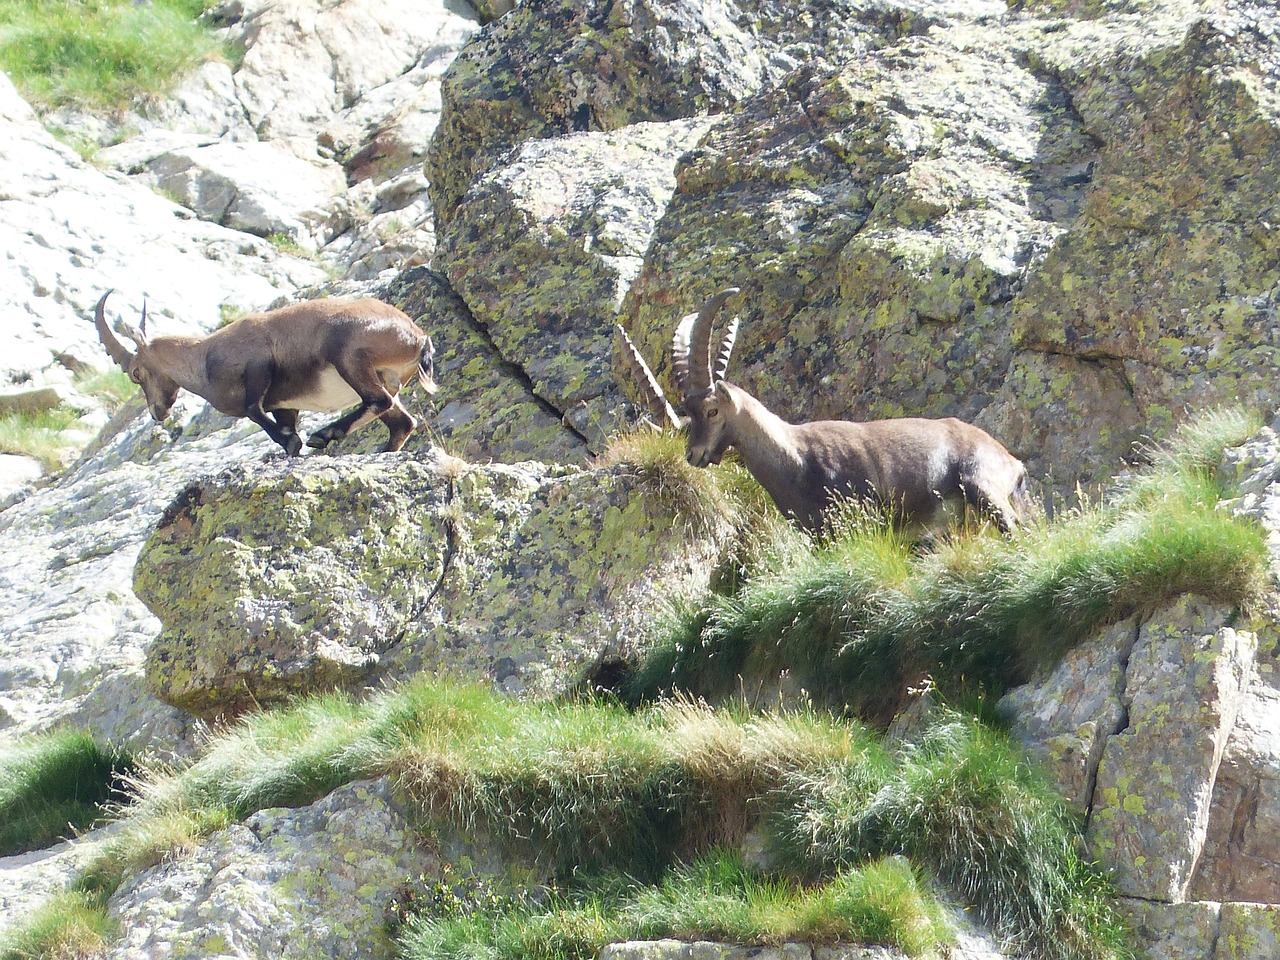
[93,291,437,455]
[617,288,1030,534]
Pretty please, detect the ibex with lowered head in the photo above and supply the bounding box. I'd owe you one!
[617,288,1030,534]
[93,291,437,455]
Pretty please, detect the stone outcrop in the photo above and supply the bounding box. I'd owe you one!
[420,0,1280,495]
[1001,418,1280,959]
[104,779,435,960]
[134,449,730,718]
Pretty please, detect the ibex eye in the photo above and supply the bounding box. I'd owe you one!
[707,408,719,418]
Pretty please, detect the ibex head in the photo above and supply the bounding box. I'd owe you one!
[94,291,181,423]
[671,287,741,468]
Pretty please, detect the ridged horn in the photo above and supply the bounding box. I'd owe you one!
[713,314,739,384]
[676,287,739,396]
[93,290,136,370]
[616,325,682,431]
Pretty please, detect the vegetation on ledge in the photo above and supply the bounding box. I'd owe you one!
[5,681,1128,960]
[626,407,1268,719]
[0,0,228,112]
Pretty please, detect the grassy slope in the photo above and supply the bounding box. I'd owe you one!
[0,0,225,113]
[2,408,1267,960]
[627,408,1268,720]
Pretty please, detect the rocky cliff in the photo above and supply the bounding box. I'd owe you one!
[2,0,1280,957]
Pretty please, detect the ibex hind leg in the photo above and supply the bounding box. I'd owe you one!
[306,396,392,450]
[306,353,400,451]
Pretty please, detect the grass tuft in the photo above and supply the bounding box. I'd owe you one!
[15,680,1126,960]
[0,0,226,112]
[0,370,140,472]
[772,714,1130,960]
[399,850,952,960]
[0,889,113,960]
[0,729,134,856]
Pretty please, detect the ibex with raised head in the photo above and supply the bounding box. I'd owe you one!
[93,291,437,455]
[617,288,1030,534]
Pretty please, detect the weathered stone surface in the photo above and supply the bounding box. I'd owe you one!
[1123,900,1280,960]
[380,265,593,465]
[104,778,435,960]
[0,453,43,502]
[0,827,113,938]
[619,26,1090,458]
[427,0,999,227]
[0,71,324,390]
[1189,655,1280,902]
[1218,902,1280,960]
[1000,618,1137,811]
[1121,899,1222,960]
[440,118,715,450]
[136,139,348,248]
[0,395,272,751]
[991,2,1280,485]
[135,448,729,718]
[1085,601,1258,902]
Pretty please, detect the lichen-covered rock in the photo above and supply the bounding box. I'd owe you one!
[1191,669,1280,902]
[1000,618,1136,811]
[1086,600,1258,902]
[426,0,999,227]
[1120,900,1222,960]
[135,448,729,718]
[621,28,1090,442]
[991,2,1280,484]
[383,266,594,464]
[104,779,435,960]
[439,118,715,450]
[1218,903,1280,960]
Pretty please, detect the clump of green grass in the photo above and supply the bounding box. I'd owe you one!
[0,0,226,112]
[773,714,1129,960]
[0,406,82,472]
[0,729,135,856]
[48,679,1122,960]
[629,407,1270,718]
[0,370,139,472]
[399,851,951,960]
[0,889,113,960]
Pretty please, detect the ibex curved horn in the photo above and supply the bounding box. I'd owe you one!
[93,290,136,370]
[616,325,682,431]
[672,287,740,395]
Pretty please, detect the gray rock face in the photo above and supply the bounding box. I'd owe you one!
[132,448,730,718]
[83,0,480,272]
[104,779,436,960]
[439,118,716,451]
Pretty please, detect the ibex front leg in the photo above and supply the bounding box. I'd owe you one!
[244,361,303,456]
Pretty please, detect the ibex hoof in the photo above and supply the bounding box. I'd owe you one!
[305,434,329,450]
[283,434,304,457]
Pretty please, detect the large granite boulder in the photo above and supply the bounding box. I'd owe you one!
[134,449,731,719]
[104,779,435,960]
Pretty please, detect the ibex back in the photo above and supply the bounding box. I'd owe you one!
[94,292,437,455]
[619,288,1030,535]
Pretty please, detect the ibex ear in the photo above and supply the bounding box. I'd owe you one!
[714,380,739,412]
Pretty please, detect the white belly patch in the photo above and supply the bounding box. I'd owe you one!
[278,367,361,413]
